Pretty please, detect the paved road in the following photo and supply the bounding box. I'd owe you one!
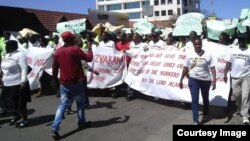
[0,91,244,141]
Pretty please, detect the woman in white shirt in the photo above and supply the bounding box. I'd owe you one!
[1,40,30,128]
[179,38,216,125]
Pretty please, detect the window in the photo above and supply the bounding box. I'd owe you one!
[98,14,109,20]
[168,10,173,15]
[161,10,166,16]
[177,8,181,15]
[142,1,150,6]
[161,0,166,5]
[124,2,140,9]
[184,9,188,13]
[99,6,105,11]
[128,12,141,19]
[154,0,159,5]
[183,0,188,6]
[177,0,180,5]
[155,11,159,16]
[107,4,122,11]
[195,2,199,8]
[168,0,172,4]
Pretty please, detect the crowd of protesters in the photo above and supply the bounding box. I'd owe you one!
[0,21,250,139]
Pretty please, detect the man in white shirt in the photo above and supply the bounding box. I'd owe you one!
[224,33,250,124]
[148,32,166,49]
[99,32,115,49]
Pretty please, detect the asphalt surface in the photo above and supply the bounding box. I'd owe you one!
[0,89,246,141]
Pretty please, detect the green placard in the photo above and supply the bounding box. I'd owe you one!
[56,18,86,35]
[173,12,205,36]
[207,20,237,40]
[133,19,155,35]
[240,9,250,19]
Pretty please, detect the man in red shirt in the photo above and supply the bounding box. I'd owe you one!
[51,31,93,140]
[114,32,135,101]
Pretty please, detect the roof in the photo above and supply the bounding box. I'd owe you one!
[0,6,93,35]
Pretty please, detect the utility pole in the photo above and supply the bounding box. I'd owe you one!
[210,0,214,16]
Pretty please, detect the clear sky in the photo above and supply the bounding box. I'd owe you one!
[200,0,250,19]
[0,0,249,19]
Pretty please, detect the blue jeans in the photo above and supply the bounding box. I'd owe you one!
[51,82,86,131]
[188,77,211,123]
[66,79,89,110]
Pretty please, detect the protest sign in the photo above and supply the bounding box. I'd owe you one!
[56,18,86,35]
[173,12,204,36]
[240,9,250,19]
[31,41,231,107]
[26,47,54,90]
[207,20,237,40]
[133,19,155,35]
[125,40,231,107]
[86,45,127,88]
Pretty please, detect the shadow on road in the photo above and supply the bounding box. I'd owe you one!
[28,115,55,127]
[88,101,117,110]
[60,115,130,140]
[91,115,130,128]
[0,118,11,125]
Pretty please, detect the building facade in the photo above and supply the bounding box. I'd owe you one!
[88,9,129,27]
[96,0,200,22]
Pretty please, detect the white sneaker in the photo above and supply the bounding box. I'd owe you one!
[243,117,249,124]
[193,121,199,125]
[154,97,159,101]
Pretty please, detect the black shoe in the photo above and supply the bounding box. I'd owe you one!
[9,116,21,125]
[66,109,75,114]
[126,95,135,101]
[84,103,90,109]
[16,120,29,128]
[181,102,191,110]
[111,93,118,99]
[51,130,60,140]
[0,110,7,116]
[78,121,92,130]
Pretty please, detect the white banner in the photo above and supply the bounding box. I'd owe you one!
[86,46,127,88]
[26,41,231,107]
[26,47,54,90]
[125,41,231,107]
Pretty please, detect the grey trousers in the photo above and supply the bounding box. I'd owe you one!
[232,75,250,117]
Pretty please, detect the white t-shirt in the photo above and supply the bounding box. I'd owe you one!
[184,50,215,81]
[1,50,27,86]
[130,41,148,50]
[124,41,148,57]
[184,41,193,50]
[225,47,250,78]
[148,40,166,48]
[99,40,115,49]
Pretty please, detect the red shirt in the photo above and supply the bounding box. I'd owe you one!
[53,45,93,85]
[115,41,131,65]
[115,41,130,51]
